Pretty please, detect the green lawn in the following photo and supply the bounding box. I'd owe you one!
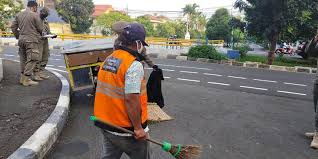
[238,55,316,67]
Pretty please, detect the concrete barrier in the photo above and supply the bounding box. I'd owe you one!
[187,57,197,61]
[295,66,311,73]
[258,64,270,69]
[285,67,296,72]
[176,56,188,61]
[232,61,244,67]
[312,68,317,74]
[207,59,220,64]
[197,58,208,62]
[167,54,178,59]
[270,65,287,71]
[245,61,259,68]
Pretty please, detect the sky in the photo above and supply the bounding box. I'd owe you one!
[93,0,239,19]
[93,0,236,11]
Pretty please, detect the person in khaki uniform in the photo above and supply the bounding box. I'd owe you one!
[11,1,43,86]
[35,7,54,79]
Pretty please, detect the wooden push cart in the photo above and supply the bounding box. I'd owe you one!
[61,39,114,91]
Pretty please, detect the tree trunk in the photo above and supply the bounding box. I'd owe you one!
[267,33,279,65]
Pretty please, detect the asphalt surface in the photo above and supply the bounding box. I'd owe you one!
[0,60,61,158]
[1,45,318,158]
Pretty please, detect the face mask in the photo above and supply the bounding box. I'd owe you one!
[136,40,144,54]
[40,13,48,19]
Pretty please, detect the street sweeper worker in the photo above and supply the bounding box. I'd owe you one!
[94,23,151,159]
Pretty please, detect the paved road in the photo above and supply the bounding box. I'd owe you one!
[1,46,318,158]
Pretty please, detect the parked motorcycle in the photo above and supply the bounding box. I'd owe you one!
[275,47,294,56]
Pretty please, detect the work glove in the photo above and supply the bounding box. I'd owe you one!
[51,34,57,39]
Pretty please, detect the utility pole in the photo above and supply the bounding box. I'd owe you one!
[230,2,234,49]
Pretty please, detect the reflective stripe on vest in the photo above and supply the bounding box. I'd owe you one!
[94,49,148,128]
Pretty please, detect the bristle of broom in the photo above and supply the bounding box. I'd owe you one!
[169,145,202,159]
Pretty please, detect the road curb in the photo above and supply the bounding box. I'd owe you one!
[0,58,3,82]
[7,67,70,159]
[152,54,316,74]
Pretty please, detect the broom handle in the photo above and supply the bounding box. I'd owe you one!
[96,118,163,146]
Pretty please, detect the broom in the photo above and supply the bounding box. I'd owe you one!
[90,116,202,159]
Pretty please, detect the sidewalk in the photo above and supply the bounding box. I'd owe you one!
[0,60,61,158]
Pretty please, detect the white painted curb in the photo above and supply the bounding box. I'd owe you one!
[7,69,70,159]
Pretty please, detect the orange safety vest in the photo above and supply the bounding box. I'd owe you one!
[94,49,148,132]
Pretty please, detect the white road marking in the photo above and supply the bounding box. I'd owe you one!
[58,66,66,68]
[162,69,175,72]
[203,73,223,77]
[180,70,198,74]
[277,90,307,96]
[253,79,277,83]
[4,54,15,57]
[47,67,67,73]
[208,82,230,86]
[157,64,212,70]
[51,59,62,61]
[51,54,61,57]
[240,86,268,91]
[228,76,247,80]
[144,68,152,70]
[164,77,171,79]
[12,60,20,63]
[283,82,307,87]
[47,65,55,67]
[177,78,200,83]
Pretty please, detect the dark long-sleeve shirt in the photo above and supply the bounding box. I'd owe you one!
[11,8,43,43]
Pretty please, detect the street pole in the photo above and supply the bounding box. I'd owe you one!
[231,2,234,49]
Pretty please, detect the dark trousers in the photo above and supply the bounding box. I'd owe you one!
[101,130,151,159]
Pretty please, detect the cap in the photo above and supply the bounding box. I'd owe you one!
[27,0,38,7]
[112,21,129,34]
[123,23,149,46]
[40,7,50,15]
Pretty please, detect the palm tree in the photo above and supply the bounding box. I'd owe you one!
[182,3,200,39]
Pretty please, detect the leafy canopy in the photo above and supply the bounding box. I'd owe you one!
[96,11,132,36]
[54,0,94,34]
[0,0,23,31]
[205,8,231,41]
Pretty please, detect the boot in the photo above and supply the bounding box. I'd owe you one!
[33,73,43,81]
[38,71,50,79]
[311,131,318,149]
[21,75,38,86]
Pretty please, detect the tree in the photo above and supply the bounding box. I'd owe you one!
[54,0,94,34]
[280,1,318,42]
[205,8,231,42]
[154,21,186,38]
[0,0,23,31]
[96,11,132,36]
[182,3,206,38]
[155,22,175,38]
[174,20,187,39]
[235,0,318,64]
[136,16,154,37]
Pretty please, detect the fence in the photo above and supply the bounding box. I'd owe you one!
[0,31,224,47]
